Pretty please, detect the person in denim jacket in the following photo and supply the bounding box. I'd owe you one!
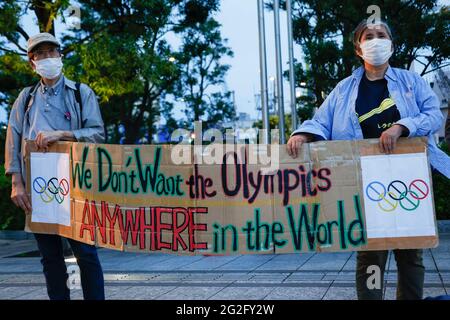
[287,19,449,300]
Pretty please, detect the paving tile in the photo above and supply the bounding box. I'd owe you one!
[180,273,224,282]
[70,289,84,300]
[0,234,449,300]
[0,259,42,273]
[284,272,325,281]
[342,258,357,271]
[104,255,176,272]
[158,286,224,300]
[215,273,253,282]
[0,286,45,299]
[0,286,22,299]
[383,287,397,300]
[0,240,38,258]
[106,286,134,299]
[104,273,131,281]
[209,287,275,300]
[240,273,289,283]
[177,256,241,271]
[439,272,450,282]
[109,286,177,300]
[0,274,45,284]
[322,286,357,300]
[386,273,443,284]
[122,273,161,281]
[423,287,449,299]
[139,256,206,271]
[0,286,15,298]
[435,259,450,271]
[425,273,446,283]
[384,286,448,300]
[264,287,328,300]
[215,255,276,271]
[323,272,356,281]
[255,253,314,271]
[299,252,352,271]
[17,287,49,300]
[430,243,450,254]
[151,274,189,281]
[283,279,332,286]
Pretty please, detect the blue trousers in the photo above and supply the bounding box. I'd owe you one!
[34,233,105,300]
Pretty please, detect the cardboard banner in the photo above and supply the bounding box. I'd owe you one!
[24,138,438,255]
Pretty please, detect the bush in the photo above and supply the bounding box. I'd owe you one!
[0,165,25,230]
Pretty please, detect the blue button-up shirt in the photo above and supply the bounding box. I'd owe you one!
[27,75,71,139]
[5,75,105,182]
[292,66,450,178]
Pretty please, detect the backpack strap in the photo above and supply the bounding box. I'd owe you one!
[74,82,84,129]
[23,81,85,128]
[23,82,40,114]
[75,82,83,115]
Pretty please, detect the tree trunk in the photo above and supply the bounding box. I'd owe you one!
[31,0,56,35]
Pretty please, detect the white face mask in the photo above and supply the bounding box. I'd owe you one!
[32,57,63,79]
[359,38,393,66]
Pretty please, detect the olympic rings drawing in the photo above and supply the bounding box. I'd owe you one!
[365,179,429,212]
[33,177,69,204]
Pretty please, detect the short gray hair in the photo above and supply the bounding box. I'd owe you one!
[352,19,393,51]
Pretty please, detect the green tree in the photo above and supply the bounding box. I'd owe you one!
[175,16,235,130]
[253,114,292,143]
[0,0,234,143]
[61,0,215,143]
[274,0,449,116]
[0,0,76,114]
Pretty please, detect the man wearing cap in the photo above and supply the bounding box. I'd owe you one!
[4,33,105,300]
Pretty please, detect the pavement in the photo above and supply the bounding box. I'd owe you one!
[0,234,449,300]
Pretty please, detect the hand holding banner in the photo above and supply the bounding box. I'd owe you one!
[24,138,438,255]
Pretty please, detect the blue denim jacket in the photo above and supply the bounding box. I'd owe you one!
[292,66,450,178]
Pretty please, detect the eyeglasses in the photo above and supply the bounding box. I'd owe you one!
[32,47,61,60]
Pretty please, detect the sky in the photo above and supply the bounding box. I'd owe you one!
[0,0,298,123]
[216,0,296,119]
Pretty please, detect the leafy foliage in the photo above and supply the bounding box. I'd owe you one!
[274,0,450,117]
[0,0,235,143]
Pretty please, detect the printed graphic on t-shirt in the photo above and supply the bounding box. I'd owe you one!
[355,74,401,139]
[357,97,399,134]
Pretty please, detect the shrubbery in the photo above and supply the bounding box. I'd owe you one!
[0,165,25,230]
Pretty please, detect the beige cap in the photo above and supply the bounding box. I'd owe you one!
[27,32,60,53]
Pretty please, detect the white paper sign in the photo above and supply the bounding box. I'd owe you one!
[30,152,71,226]
[361,153,436,239]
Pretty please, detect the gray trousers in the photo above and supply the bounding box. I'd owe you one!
[356,249,424,300]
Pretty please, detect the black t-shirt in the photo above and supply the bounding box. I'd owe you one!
[355,73,401,139]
